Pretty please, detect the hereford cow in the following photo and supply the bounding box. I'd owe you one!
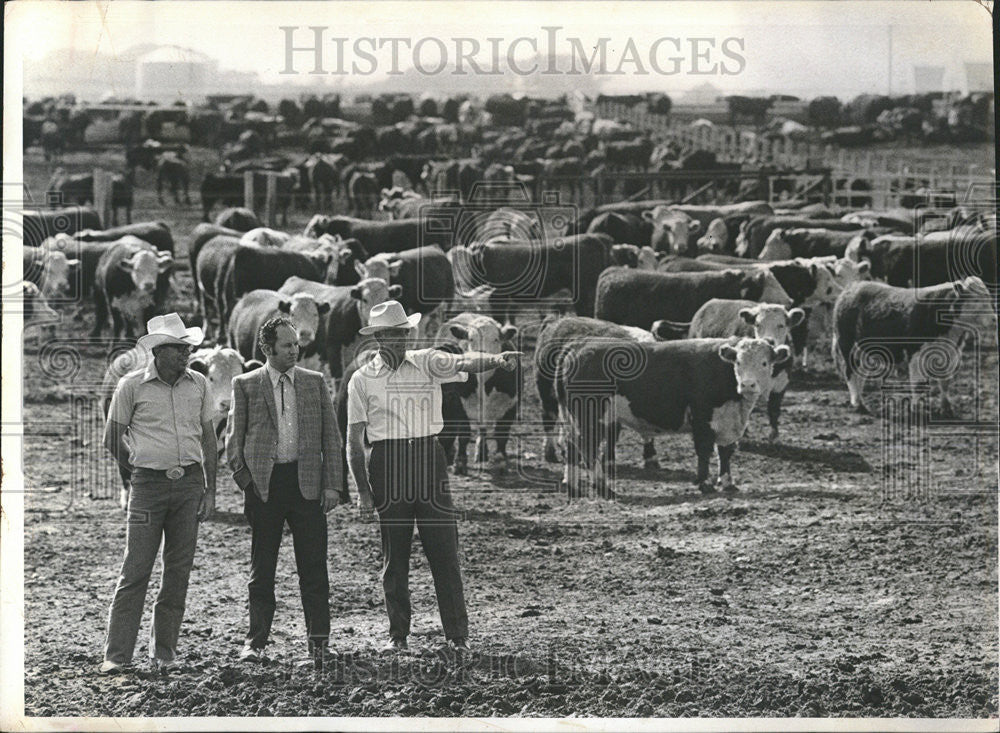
[228,289,330,363]
[92,237,173,339]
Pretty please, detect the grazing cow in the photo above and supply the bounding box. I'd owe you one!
[643,206,702,256]
[684,255,843,309]
[680,299,805,441]
[239,227,291,248]
[595,267,792,331]
[845,228,998,289]
[23,246,81,301]
[21,207,102,249]
[278,276,399,379]
[218,245,334,334]
[228,289,330,362]
[832,277,996,415]
[194,235,242,341]
[434,313,520,475]
[214,207,261,232]
[48,169,133,225]
[449,234,615,323]
[556,336,790,497]
[92,237,174,339]
[736,216,866,258]
[303,214,451,253]
[356,246,455,336]
[535,316,658,469]
[75,222,174,256]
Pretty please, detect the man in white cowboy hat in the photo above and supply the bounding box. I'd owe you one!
[346,301,522,654]
[100,313,217,675]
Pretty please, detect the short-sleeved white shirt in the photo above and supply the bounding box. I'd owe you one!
[346,348,468,442]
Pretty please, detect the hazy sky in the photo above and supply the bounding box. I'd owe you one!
[7,0,994,95]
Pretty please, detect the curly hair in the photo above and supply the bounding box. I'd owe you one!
[257,316,296,355]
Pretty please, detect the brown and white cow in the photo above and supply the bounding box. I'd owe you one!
[92,236,174,339]
[228,289,331,363]
[643,206,702,256]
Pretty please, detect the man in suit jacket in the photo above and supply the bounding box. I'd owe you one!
[226,316,345,669]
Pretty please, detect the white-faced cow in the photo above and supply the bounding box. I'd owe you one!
[556,336,790,498]
[228,289,330,363]
[92,237,173,339]
[643,206,702,256]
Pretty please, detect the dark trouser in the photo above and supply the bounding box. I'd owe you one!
[369,436,468,641]
[244,461,329,651]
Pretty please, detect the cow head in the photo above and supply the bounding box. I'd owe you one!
[794,259,843,307]
[350,277,398,325]
[357,254,403,283]
[830,258,871,288]
[276,293,330,348]
[307,241,342,283]
[39,249,81,299]
[188,346,247,416]
[950,276,997,339]
[696,218,729,252]
[643,206,700,255]
[440,314,517,362]
[738,304,805,346]
[759,228,792,261]
[719,338,791,396]
[303,214,334,239]
[636,246,659,270]
[119,248,172,294]
[611,244,640,268]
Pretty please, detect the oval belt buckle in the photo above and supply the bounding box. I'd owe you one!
[166,466,185,480]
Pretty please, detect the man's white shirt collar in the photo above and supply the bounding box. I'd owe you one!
[265,362,295,387]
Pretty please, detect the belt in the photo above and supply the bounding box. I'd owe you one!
[133,463,202,480]
[373,435,438,447]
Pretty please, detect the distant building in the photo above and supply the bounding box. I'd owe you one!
[681,82,722,104]
[136,46,211,102]
[913,66,945,94]
[964,63,992,94]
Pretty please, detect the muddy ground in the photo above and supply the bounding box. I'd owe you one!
[15,145,999,719]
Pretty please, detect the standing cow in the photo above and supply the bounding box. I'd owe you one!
[227,289,330,363]
[92,237,173,339]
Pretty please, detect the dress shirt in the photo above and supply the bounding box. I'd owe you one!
[347,348,468,442]
[265,362,299,463]
[105,361,213,470]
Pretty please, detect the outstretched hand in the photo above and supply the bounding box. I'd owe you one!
[496,351,524,371]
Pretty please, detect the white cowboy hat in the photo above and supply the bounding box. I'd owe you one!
[359,300,421,335]
[137,313,205,350]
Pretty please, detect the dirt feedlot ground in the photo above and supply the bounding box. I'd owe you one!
[16,146,999,718]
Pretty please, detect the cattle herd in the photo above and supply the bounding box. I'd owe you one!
[21,94,998,504]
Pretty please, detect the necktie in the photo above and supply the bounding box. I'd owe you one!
[278,373,287,414]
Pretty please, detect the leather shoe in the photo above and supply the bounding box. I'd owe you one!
[238,644,262,663]
[150,658,173,675]
[381,637,408,653]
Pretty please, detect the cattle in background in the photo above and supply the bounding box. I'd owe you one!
[75,222,174,256]
[304,214,451,254]
[737,216,867,258]
[240,227,291,248]
[643,206,702,256]
[301,153,342,210]
[346,170,379,218]
[284,234,368,287]
[156,154,191,206]
[609,244,659,270]
[356,246,454,337]
[214,207,261,232]
[194,234,242,341]
[200,174,244,221]
[846,228,998,289]
[48,169,133,226]
[218,245,336,335]
[832,277,995,416]
[595,267,792,332]
[556,336,790,497]
[228,289,330,363]
[22,281,59,345]
[422,160,483,201]
[449,234,615,323]
[535,316,658,470]
[678,255,843,310]
[23,245,80,302]
[758,227,885,260]
[277,276,399,379]
[677,299,805,441]
[434,313,521,475]
[92,237,174,339]
[586,211,652,248]
[21,207,102,249]
[474,208,544,244]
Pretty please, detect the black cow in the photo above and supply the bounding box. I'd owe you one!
[22,207,102,248]
[594,267,792,330]
[585,211,652,247]
[847,229,998,288]
[555,336,790,497]
[214,207,261,232]
[347,170,379,218]
[832,277,995,415]
[48,171,133,225]
[759,227,885,260]
[737,216,866,258]
[356,246,455,328]
[194,235,242,341]
[77,222,174,256]
[304,215,451,254]
[200,174,244,221]
[449,234,616,322]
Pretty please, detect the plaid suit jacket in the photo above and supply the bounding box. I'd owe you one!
[226,365,344,502]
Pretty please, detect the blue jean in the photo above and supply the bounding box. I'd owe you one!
[103,469,203,664]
